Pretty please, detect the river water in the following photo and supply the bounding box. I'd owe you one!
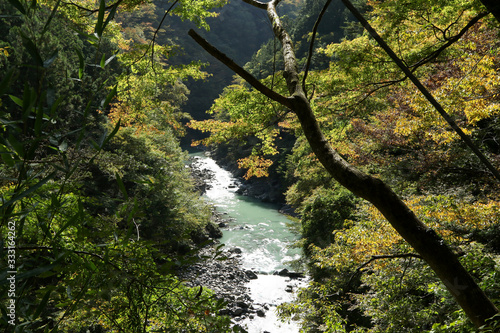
[191,153,305,333]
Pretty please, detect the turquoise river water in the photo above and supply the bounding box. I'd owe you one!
[191,153,306,333]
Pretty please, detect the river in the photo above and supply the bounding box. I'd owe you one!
[190,152,306,333]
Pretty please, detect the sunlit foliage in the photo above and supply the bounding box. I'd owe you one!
[0,0,232,331]
[188,0,500,331]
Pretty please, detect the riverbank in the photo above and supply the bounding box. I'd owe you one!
[184,153,306,332]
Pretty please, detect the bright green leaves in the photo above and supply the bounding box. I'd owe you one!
[94,0,119,38]
[109,57,206,133]
[172,0,228,30]
[7,0,26,15]
[188,77,290,177]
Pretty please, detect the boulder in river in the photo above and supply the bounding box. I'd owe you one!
[276,268,305,279]
[229,247,243,254]
[245,270,258,279]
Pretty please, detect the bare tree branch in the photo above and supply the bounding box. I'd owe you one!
[302,0,333,96]
[188,29,291,107]
[241,0,268,10]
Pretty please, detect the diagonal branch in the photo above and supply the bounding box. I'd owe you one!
[241,0,268,10]
[341,0,500,182]
[188,29,291,107]
[302,0,333,95]
[479,0,500,24]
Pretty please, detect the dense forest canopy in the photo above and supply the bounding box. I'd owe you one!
[0,0,236,331]
[189,0,500,331]
[1,0,500,332]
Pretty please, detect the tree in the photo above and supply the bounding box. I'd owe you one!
[0,0,232,331]
[188,0,499,328]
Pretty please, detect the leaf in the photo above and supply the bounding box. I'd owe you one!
[75,48,84,79]
[43,50,58,68]
[69,26,99,44]
[94,0,106,37]
[100,118,120,148]
[9,95,23,107]
[14,263,58,281]
[41,0,61,35]
[101,85,117,110]
[21,34,43,67]
[104,54,116,67]
[115,172,128,200]
[6,0,26,14]
[34,104,43,136]
[6,134,25,157]
[33,288,54,318]
[0,172,55,210]
[100,53,106,68]
[0,145,15,167]
[102,2,119,34]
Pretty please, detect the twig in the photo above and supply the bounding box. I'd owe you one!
[346,253,423,288]
[410,12,488,71]
[188,29,291,107]
[302,0,333,96]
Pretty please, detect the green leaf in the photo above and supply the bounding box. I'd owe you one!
[101,85,117,110]
[102,1,118,34]
[15,263,58,281]
[70,26,99,44]
[6,0,26,14]
[100,53,106,68]
[41,0,61,35]
[33,287,54,318]
[100,118,120,148]
[94,0,106,37]
[34,105,43,136]
[0,172,55,210]
[0,145,15,167]
[9,95,23,107]
[116,172,128,200]
[6,134,25,157]
[75,48,84,79]
[0,68,14,96]
[49,95,64,118]
[103,54,116,67]
[21,34,43,67]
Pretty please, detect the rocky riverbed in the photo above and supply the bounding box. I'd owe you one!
[185,153,306,332]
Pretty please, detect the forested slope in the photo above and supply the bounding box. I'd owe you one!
[2,0,500,331]
[0,0,235,331]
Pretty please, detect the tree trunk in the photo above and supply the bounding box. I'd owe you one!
[480,0,500,23]
[189,0,499,327]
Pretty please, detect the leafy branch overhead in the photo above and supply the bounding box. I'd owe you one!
[189,0,499,328]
